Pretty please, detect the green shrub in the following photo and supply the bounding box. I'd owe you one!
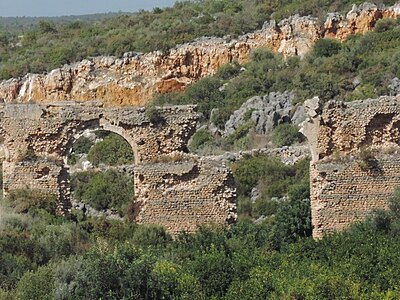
[149,260,180,299]
[225,121,253,149]
[224,266,274,300]
[252,197,278,218]
[237,197,253,218]
[231,155,310,199]
[87,133,134,167]
[34,223,89,260]
[372,209,391,233]
[7,189,57,215]
[374,18,400,33]
[272,123,305,147]
[189,129,215,152]
[243,109,256,121]
[71,169,134,214]
[131,225,173,249]
[71,136,93,155]
[67,153,78,165]
[215,61,241,80]
[348,83,377,101]
[312,38,342,58]
[288,182,310,201]
[145,105,165,124]
[0,289,14,299]
[187,245,233,298]
[271,198,312,248]
[15,264,55,300]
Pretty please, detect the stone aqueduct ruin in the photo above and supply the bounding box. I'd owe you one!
[302,95,400,238]
[2,95,400,237]
[0,101,236,235]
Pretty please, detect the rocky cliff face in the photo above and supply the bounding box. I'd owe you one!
[0,3,399,106]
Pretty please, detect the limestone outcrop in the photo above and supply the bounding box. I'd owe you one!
[222,91,305,137]
[0,3,398,106]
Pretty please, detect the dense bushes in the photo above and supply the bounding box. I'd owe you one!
[6,189,57,215]
[188,128,216,152]
[272,123,305,147]
[3,188,400,298]
[70,136,93,155]
[71,169,134,214]
[231,155,309,198]
[312,38,342,58]
[4,214,400,299]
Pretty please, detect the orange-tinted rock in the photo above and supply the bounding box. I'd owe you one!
[0,3,398,106]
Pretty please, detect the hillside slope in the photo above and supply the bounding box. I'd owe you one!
[0,2,398,106]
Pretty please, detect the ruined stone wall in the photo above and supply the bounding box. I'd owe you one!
[3,160,61,196]
[0,3,398,106]
[302,95,400,238]
[133,156,236,235]
[0,101,199,165]
[310,156,400,237]
[0,102,237,234]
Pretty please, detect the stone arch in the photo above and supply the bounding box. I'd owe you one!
[0,102,238,235]
[63,119,139,165]
[60,122,138,215]
[98,118,139,164]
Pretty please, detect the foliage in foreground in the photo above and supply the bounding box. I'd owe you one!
[2,161,400,299]
[2,197,400,299]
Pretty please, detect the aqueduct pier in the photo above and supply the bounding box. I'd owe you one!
[302,95,400,238]
[0,101,236,235]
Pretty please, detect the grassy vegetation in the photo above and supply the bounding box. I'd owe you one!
[272,123,305,147]
[232,155,310,227]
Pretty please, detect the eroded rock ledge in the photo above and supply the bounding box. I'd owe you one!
[0,3,398,106]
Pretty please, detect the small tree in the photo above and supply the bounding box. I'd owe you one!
[272,123,305,147]
[189,129,215,152]
[312,38,342,58]
[271,197,312,249]
[145,105,165,124]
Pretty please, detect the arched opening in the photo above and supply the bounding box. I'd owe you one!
[64,129,136,220]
